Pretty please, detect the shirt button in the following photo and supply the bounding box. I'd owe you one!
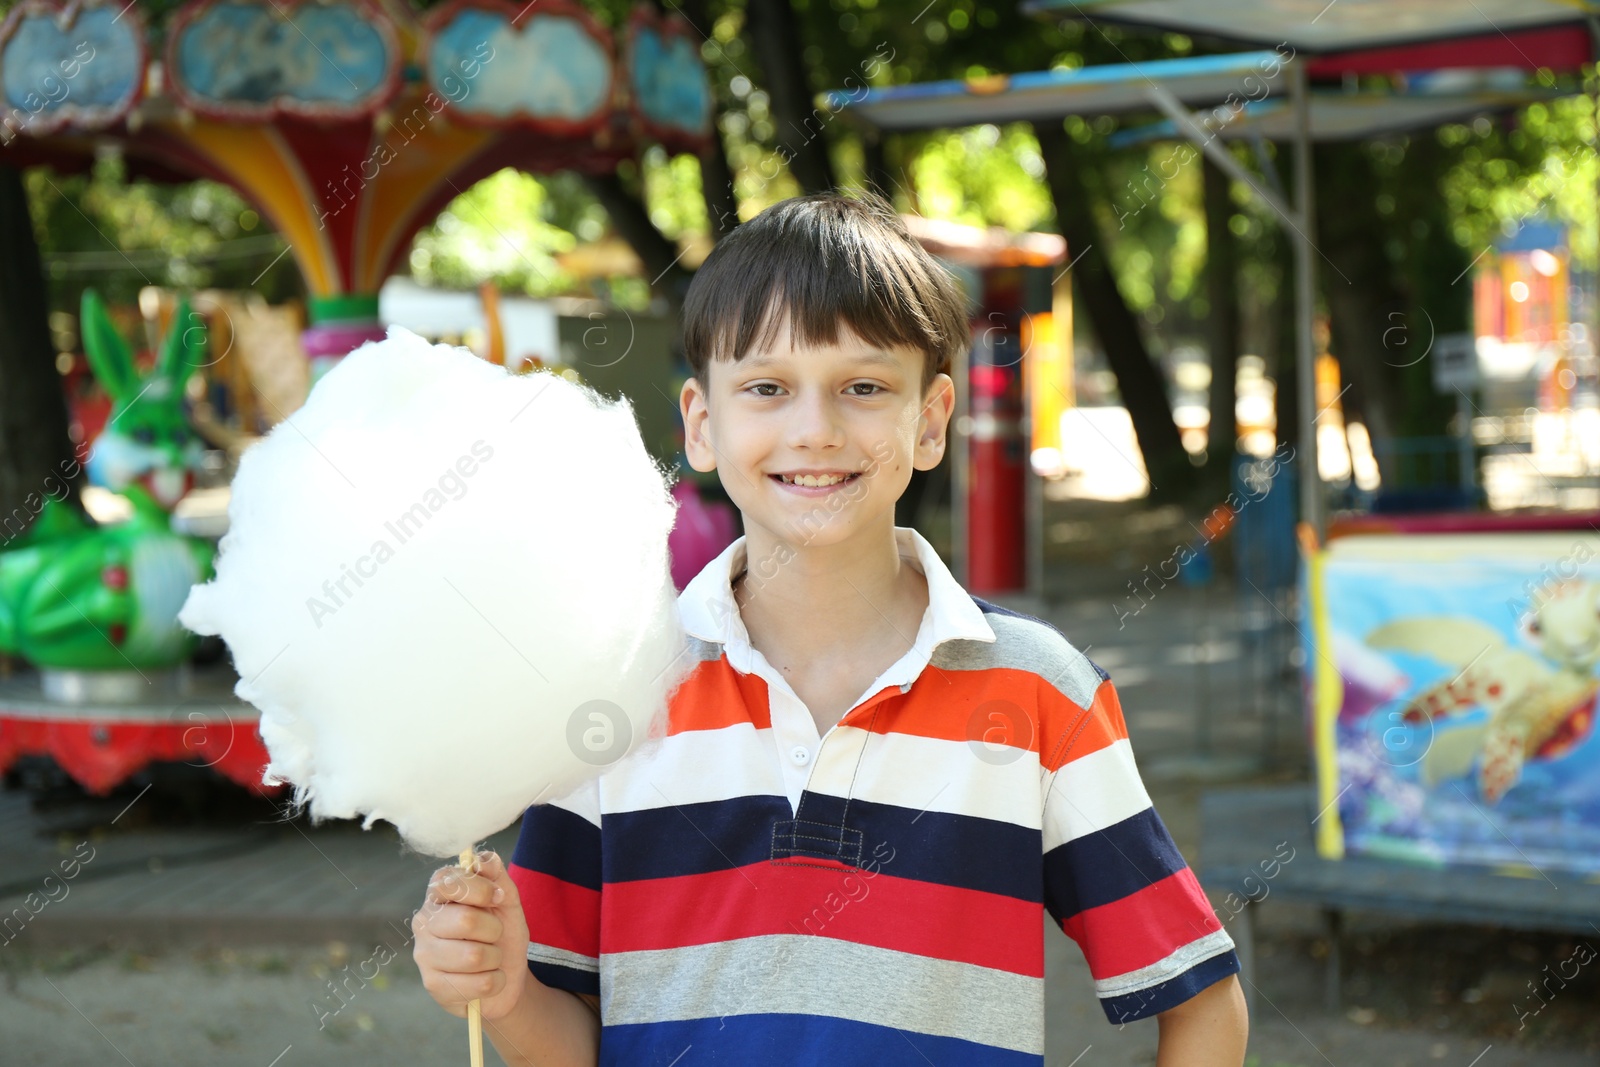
[790,745,811,766]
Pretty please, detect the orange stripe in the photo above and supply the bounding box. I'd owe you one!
[1040,680,1128,772]
[667,658,773,733]
[665,658,1126,771]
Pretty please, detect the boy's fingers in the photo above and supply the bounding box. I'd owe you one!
[414,936,503,975]
[476,852,518,904]
[424,902,504,944]
[426,868,500,908]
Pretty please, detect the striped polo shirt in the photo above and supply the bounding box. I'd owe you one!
[507,526,1239,1065]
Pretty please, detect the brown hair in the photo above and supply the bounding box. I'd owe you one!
[681,190,972,395]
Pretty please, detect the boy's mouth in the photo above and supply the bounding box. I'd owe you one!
[770,471,861,489]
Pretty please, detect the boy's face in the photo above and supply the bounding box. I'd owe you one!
[680,315,954,550]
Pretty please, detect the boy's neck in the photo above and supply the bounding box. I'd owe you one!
[733,520,926,667]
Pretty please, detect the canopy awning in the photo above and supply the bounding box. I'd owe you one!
[1020,0,1598,59]
[821,50,1289,132]
[1110,86,1562,145]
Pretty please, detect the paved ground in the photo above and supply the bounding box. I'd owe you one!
[1,500,1595,1065]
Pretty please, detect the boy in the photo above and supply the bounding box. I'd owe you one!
[412,191,1249,1065]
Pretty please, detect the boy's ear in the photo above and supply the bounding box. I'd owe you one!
[680,375,717,473]
[914,373,955,470]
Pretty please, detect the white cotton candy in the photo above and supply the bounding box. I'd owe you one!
[179,328,690,857]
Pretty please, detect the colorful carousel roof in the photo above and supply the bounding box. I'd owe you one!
[0,0,713,299]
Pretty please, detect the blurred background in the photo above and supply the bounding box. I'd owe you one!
[0,0,1598,1063]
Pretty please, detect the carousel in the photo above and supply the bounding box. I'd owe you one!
[0,0,712,796]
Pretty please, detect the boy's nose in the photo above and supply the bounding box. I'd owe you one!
[785,390,846,450]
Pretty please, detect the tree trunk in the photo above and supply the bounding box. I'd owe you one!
[744,0,836,195]
[699,125,742,241]
[582,172,695,310]
[1033,121,1186,498]
[1203,155,1240,486]
[0,164,79,540]
[674,0,741,242]
[862,132,897,202]
[1312,142,1406,463]
[1391,135,1468,442]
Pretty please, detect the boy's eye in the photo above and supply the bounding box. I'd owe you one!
[848,383,883,396]
[748,383,781,397]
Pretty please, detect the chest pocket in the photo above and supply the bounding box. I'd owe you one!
[770,814,864,869]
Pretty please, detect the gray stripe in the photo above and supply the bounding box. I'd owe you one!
[931,611,1103,709]
[1093,928,1237,998]
[527,942,598,974]
[685,635,724,666]
[601,933,1043,1054]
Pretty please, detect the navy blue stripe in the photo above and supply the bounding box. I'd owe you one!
[970,596,1109,680]
[511,803,602,891]
[600,1012,1042,1067]
[798,792,1042,902]
[1100,949,1241,1024]
[605,792,1043,902]
[604,793,789,882]
[1042,807,1187,921]
[527,958,599,997]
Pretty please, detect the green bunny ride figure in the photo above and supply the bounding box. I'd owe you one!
[0,290,215,674]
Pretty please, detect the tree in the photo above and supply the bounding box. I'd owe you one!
[1034,120,1189,498]
[0,164,80,536]
[743,0,837,196]
[1203,156,1240,488]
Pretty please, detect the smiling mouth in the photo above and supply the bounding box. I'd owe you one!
[770,472,861,488]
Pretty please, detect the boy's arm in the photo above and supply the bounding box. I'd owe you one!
[1040,668,1244,1031]
[483,981,600,1067]
[1155,973,1248,1067]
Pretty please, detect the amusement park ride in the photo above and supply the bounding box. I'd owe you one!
[0,0,712,797]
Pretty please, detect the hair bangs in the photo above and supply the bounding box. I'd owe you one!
[682,191,971,394]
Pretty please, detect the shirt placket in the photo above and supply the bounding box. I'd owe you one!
[758,653,917,818]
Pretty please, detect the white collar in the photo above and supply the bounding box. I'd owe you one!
[677,526,997,682]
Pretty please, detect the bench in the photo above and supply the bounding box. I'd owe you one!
[1195,785,1600,1016]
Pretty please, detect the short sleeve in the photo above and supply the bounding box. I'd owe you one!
[1039,674,1239,1024]
[506,776,602,997]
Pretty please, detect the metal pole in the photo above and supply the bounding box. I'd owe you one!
[953,318,971,586]
[1292,59,1323,540]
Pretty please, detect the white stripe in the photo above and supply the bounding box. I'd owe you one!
[1042,738,1152,850]
[807,725,1042,825]
[601,722,782,813]
[600,721,1045,825]
[1091,928,1237,999]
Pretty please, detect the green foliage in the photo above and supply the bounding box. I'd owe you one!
[1438,94,1598,268]
[27,153,301,311]
[13,0,1599,370]
[408,169,576,294]
[907,123,1052,233]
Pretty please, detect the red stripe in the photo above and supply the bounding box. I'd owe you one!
[1061,868,1224,981]
[601,864,1044,977]
[508,865,600,959]
[1308,26,1593,77]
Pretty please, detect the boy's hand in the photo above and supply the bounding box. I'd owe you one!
[412,850,529,1022]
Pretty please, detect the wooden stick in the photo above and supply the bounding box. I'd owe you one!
[459,847,485,1067]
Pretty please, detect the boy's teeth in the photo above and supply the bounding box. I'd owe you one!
[782,473,847,487]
